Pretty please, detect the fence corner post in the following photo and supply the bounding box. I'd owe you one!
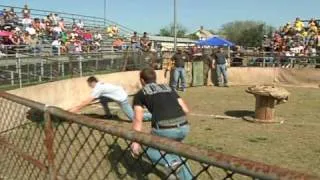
[44,108,57,180]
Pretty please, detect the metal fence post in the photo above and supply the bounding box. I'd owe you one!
[50,63,53,80]
[18,58,22,88]
[61,61,65,77]
[27,64,30,83]
[44,109,57,180]
[40,59,44,82]
[34,63,37,81]
[95,58,99,71]
[79,56,83,77]
[10,71,14,85]
[15,59,19,73]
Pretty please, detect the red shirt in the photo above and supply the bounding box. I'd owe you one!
[83,33,92,41]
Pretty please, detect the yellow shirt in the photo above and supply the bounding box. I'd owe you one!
[295,21,304,31]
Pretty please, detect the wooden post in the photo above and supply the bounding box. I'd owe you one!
[255,95,276,121]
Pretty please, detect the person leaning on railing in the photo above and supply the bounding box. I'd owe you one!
[131,68,193,179]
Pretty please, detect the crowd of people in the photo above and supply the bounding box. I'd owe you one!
[263,17,320,57]
[0,5,104,56]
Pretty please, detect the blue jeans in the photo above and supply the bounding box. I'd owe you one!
[216,64,228,85]
[100,97,152,121]
[145,124,193,180]
[172,67,186,90]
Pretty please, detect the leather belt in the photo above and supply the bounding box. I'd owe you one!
[153,121,188,129]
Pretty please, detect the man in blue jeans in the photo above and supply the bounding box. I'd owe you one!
[214,47,229,87]
[171,48,189,91]
[68,76,151,121]
[131,68,193,179]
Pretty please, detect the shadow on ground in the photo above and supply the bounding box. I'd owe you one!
[224,110,254,118]
[82,113,131,123]
[107,144,168,179]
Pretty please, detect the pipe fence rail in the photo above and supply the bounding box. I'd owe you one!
[0,51,160,89]
[0,4,135,35]
[0,92,318,180]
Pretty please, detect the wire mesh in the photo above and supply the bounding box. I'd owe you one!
[0,96,48,180]
[0,93,317,180]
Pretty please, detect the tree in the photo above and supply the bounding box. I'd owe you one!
[159,23,188,38]
[219,21,275,47]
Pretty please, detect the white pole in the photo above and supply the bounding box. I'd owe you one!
[173,0,177,52]
[104,0,107,26]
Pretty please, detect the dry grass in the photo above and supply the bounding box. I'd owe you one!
[82,86,320,177]
[180,86,320,176]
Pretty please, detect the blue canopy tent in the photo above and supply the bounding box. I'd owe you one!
[196,36,235,47]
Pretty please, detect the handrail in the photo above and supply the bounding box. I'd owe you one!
[0,4,136,34]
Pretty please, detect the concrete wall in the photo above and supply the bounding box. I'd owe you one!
[8,68,320,109]
[8,70,168,109]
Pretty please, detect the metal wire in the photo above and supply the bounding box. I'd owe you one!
[0,92,318,180]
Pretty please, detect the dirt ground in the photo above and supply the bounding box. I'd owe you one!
[181,86,320,176]
[82,86,320,177]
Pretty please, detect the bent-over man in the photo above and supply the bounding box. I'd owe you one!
[68,76,151,121]
[131,68,193,179]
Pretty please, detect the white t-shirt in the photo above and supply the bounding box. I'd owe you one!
[22,18,32,25]
[53,26,62,33]
[91,82,128,102]
[77,22,84,29]
[52,40,61,47]
[26,27,36,35]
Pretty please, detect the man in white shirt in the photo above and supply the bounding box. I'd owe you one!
[77,20,84,29]
[68,76,151,121]
[25,25,36,35]
[53,26,62,33]
[94,32,102,42]
[51,38,61,56]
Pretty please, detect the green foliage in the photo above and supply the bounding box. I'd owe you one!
[159,23,188,38]
[219,21,275,47]
[186,33,199,40]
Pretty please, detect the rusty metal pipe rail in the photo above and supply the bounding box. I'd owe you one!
[0,91,318,180]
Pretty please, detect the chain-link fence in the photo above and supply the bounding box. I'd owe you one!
[0,92,317,180]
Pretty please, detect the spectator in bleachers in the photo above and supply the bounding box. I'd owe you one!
[113,38,124,51]
[83,30,93,42]
[294,17,304,32]
[51,37,61,56]
[269,17,320,58]
[73,39,83,54]
[22,31,31,45]
[308,22,318,34]
[77,20,84,29]
[309,18,319,27]
[112,25,119,36]
[0,9,5,26]
[40,19,46,30]
[93,31,102,42]
[32,18,41,33]
[0,4,121,56]
[22,5,31,18]
[59,18,65,31]
[49,13,58,26]
[25,24,36,36]
[93,31,102,50]
[131,31,139,50]
[106,24,119,38]
[140,32,151,52]
[22,11,32,28]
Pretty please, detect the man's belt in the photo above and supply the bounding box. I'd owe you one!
[156,121,188,129]
[153,116,188,129]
